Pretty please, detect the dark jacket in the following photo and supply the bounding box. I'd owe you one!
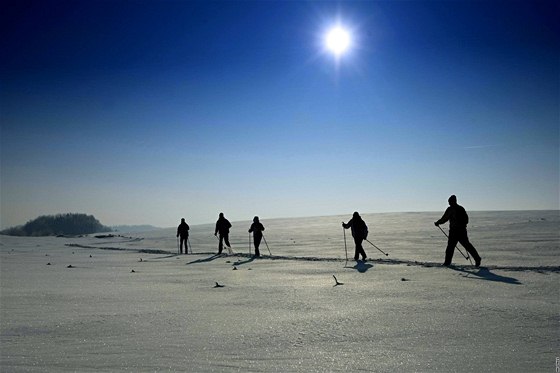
[177,222,190,238]
[215,217,232,235]
[436,204,469,231]
[343,217,368,240]
[249,222,265,237]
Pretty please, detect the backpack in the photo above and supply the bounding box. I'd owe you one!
[456,206,469,226]
[354,218,368,239]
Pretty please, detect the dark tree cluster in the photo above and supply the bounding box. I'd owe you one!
[1,213,112,237]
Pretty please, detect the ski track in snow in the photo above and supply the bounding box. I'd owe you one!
[66,243,560,274]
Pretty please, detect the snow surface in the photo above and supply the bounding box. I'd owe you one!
[1,211,559,372]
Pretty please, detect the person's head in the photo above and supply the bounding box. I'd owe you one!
[253,216,259,223]
[219,212,224,218]
[181,218,185,223]
[353,211,360,218]
[448,195,457,206]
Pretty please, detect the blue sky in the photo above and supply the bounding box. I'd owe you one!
[1,0,558,228]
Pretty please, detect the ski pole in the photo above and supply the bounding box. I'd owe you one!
[364,239,389,256]
[177,237,180,255]
[437,226,471,263]
[214,234,221,254]
[262,234,271,256]
[342,225,348,263]
[248,232,252,255]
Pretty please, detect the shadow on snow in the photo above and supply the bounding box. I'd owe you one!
[349,260,373,273]
[233,256,256,266]
[185,254,224,265]
[450,266,522,285]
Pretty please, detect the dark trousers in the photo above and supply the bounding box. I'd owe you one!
[354,238,367,260]
[445,229,481,264]
[179,236,188,254]
[218,233,230,253]
[253,234,262,256]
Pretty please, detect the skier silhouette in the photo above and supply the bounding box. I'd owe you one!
[248,216,265,257]
[214,212,232,254]
[176,218,190,254]
[342,212,368,261]
[435,195,482,267]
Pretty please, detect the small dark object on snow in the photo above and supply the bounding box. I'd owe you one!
[401,278,409,281]
[233,267,238,270]
[47,262,51,265]
[131,269,136,273]
[333,275,344,286]
[214,282,224,288]
[89,255,92,258]
[67,265,74,268]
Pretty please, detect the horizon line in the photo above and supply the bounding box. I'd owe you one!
[157,208,559,229]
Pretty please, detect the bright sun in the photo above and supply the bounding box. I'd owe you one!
[325,26,351,56]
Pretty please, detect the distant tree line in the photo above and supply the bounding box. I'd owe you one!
[1,213,112,237]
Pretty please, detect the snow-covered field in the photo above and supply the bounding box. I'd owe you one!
[1,211,558,372]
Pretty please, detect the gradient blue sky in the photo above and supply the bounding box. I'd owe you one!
[1,0,558,228]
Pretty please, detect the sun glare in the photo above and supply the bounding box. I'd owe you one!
[325,26,351,56]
